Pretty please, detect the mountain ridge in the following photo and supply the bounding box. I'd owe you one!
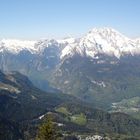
[1,27,140,59]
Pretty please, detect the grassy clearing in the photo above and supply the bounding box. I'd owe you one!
[55,107,71,116]
[71,113,87,125]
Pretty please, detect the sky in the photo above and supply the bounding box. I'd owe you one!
[0,0,140,40]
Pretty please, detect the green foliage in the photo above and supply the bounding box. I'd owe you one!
[55,102,140,138]
[55,106,87,125]
[36,117,59,140]
[110,97,140,119]
[71,113,87,125]
[55,107,71,116]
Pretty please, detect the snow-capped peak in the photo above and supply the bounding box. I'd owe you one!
[61,27,140,59]
[57,37,77,44]
[34,39,59,52]
[1,28,140,59]
[0,39,37,53]
[89,27,125,36]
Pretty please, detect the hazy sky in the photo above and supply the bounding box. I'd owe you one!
[0,0,140,40]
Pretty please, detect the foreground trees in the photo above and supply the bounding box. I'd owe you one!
[35,117,61,140]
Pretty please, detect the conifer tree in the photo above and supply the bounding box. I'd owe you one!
[36,117,58,140]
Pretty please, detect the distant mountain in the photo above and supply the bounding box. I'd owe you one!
[0,39,36,53]
[1,27,140,111]
[1,28,140,57]
[60,28,140,59]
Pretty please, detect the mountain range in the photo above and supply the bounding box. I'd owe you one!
[0,27,140,115]
[1,28,140,57]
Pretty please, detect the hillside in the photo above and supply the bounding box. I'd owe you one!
[0,71,140,139]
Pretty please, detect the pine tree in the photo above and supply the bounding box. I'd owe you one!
[36,117,59,140]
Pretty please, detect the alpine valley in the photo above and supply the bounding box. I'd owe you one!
[1,28,140,139]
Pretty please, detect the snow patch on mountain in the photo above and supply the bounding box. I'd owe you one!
[91,80,106,88]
